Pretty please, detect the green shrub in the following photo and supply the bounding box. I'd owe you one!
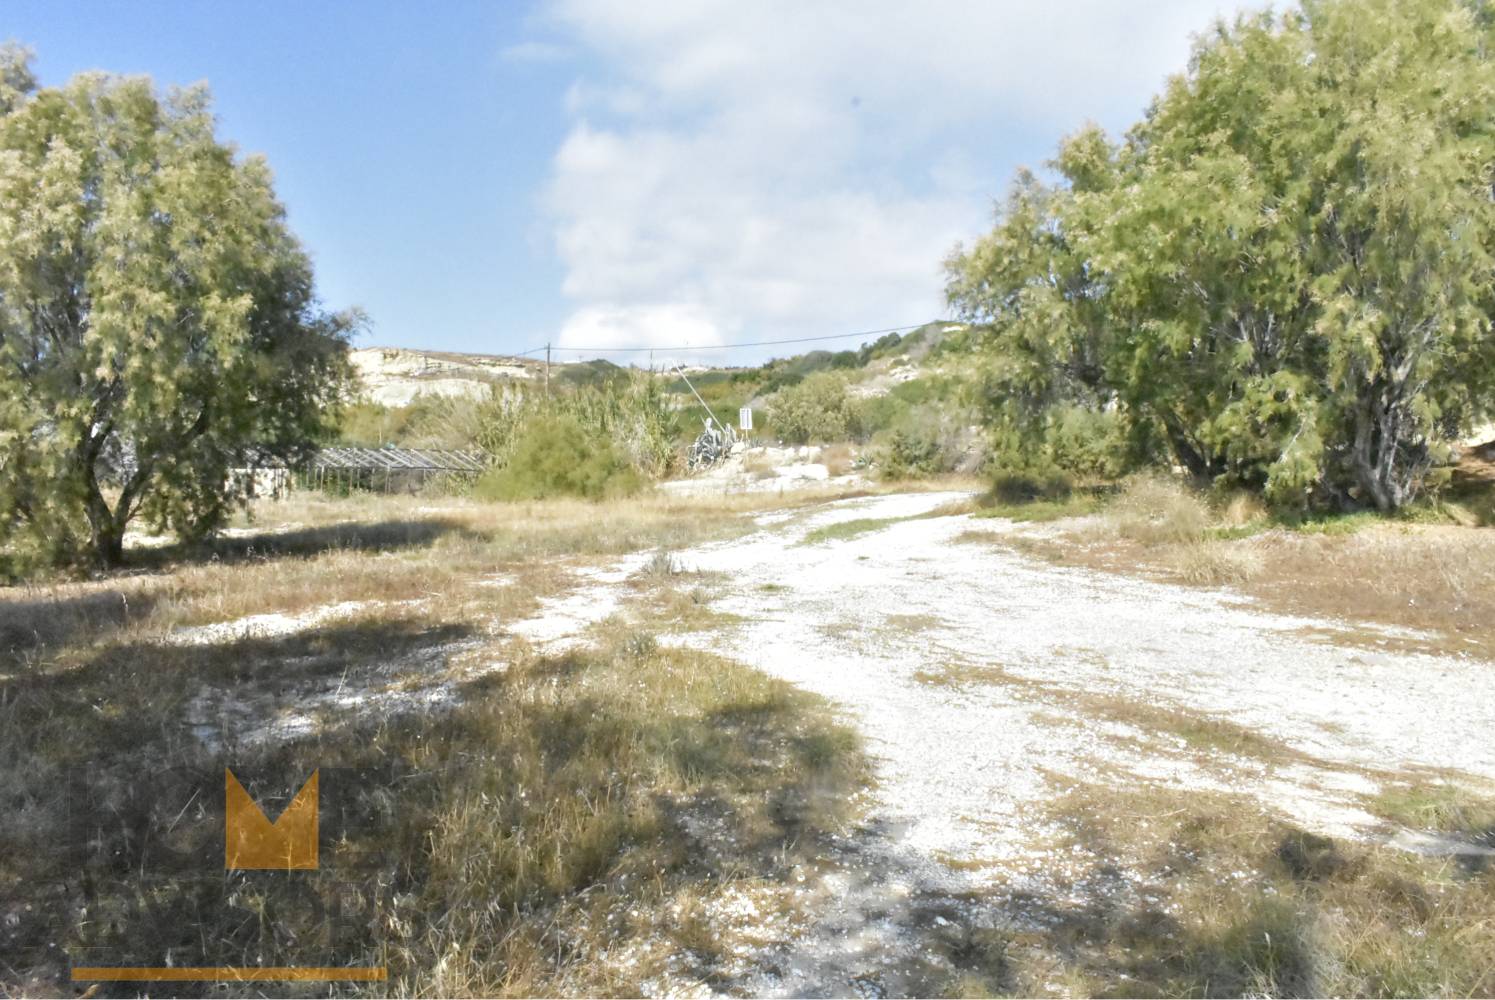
[875,405,971,480]
[879,425,944,480]
[856,394,909,439]
[558,372,679,477]
[473,415,643,501]
[766,372,859,444]
[1045,406,1128,480]
[472,371,679,495]
[990,465,1074,504]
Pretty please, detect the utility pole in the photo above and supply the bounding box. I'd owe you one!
[544,342,551,400]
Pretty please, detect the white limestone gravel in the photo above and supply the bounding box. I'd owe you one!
[510,489,1495,995]
[159,489,1495,995]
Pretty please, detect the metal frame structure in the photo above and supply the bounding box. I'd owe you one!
[304,446,486,492]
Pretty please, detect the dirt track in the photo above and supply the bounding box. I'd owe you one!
[519,490,1495,995]
[176,489,1495,995]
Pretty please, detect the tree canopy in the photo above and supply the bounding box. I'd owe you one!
[948,0,1495,510]
[0,45,356,570]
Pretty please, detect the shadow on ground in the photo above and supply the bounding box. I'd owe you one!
[144,516,484,567]
[0,517,479,670]
[1,616,870,998]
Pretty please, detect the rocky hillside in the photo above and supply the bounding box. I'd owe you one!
[350,323,972,409]
[350,347,543,406]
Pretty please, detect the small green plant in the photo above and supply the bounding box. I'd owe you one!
[474,415,642,501]
[800,516,908,545]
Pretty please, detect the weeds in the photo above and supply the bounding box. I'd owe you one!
[1166,539,1264,584]
[0,488,870,995]
[1108,474,1212,546]
[801,516,909,545]
[1018,782,1495,997]
[1372,781,1495,836]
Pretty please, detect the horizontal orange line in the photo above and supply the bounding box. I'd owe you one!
[72,966,387,982]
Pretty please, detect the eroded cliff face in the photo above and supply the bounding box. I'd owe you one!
[350,347,540,406]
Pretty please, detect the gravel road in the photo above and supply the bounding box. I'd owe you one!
[579,490,1495,996]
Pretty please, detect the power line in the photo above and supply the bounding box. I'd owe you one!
[518,321,948,357]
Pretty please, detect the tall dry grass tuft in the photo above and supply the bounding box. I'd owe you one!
[1219,489,1269,528]
[1168,540,1264,585]
[819,443,856,477]
[1107,474,1212,546]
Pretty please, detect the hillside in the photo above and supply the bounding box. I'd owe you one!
[350,347,543,406]
[350,321,973,409]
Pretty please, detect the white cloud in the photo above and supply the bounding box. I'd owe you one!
[535,0,1252,363]
[500,40,571,63]
[556,302,725,364]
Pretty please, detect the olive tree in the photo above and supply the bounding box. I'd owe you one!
[0,46,356,569]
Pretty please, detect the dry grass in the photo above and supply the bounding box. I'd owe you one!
[988,782,1495,997]
[1073,691,1304,766]
[911,659,1306,772]
[741,450,780,480]
[1166,539,1265,585]
[912,659,1047,694]
[0,487,871,995]
[628,551,741,633]
[973,474,1495,657]
[1239,526,1495,655]
[881,612,942,636]
[1,487,860,672]
[1373,779,1495,837]
[799,497,973,547]
[819,443,856,477]
[1106,474,1212,546]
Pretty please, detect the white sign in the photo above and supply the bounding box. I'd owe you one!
[738,407,753,431]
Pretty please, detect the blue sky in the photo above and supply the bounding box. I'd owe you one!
[5,1,1246,365]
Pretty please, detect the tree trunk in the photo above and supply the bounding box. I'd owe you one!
[1349,381,1419,512]
[80,491,125,567]
[93,519,125,568]
[1156,408,1220,481]
[79,445,131,568]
